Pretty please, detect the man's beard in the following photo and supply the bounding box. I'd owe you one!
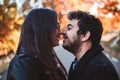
[63,36,81,54]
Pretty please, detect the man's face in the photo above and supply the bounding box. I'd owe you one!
[62,19,81,53]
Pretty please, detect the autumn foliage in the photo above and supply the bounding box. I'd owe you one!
[0,0,24,56]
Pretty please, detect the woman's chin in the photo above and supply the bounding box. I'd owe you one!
[53,43,59,47]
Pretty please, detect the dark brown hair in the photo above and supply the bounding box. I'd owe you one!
[17,8,59,80]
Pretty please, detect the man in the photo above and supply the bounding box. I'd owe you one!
[62,10,119,80]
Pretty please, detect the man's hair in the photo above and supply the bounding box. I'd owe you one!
[67,10,103,46]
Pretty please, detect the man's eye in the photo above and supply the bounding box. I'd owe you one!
[67,27,71,30]
[67,26,72,30]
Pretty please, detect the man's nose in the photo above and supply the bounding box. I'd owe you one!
[60,30,67,35]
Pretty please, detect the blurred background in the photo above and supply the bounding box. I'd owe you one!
[0,0,120,78]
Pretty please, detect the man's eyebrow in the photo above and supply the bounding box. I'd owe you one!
[67,24,73,27]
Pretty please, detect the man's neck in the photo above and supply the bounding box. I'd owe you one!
[75,41,92,61]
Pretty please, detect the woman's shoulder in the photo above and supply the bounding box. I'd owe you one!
[10,53,47,71]
[9,53,33,71]
[11,53,32,65]
[7,53,36,80]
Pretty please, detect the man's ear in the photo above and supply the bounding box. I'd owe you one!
[81,31,90,41]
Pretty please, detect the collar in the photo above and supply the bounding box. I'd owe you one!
[73,44,104,74]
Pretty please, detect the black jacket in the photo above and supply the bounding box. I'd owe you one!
[68,45,119,80]
[7,52,67,80]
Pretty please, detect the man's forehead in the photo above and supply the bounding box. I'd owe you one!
[68,19,79,25]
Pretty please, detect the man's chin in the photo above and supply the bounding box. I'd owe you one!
[62,44,74,53]
[62,43,68,49]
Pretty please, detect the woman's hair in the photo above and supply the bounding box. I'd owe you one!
[17,8,59,79]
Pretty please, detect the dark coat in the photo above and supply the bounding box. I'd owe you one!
[7,52,67,80]
[68,45,119,80]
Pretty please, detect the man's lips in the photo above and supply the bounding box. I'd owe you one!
[63,35,68,43]
[63,35,68,39]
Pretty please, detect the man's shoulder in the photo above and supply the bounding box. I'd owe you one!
[86,53,115,70]
[89,53,112,66]
[83,53,119,78]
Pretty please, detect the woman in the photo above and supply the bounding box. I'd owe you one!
[7,8,67,80]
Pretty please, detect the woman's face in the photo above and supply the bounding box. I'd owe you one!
[52,23,60,47]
